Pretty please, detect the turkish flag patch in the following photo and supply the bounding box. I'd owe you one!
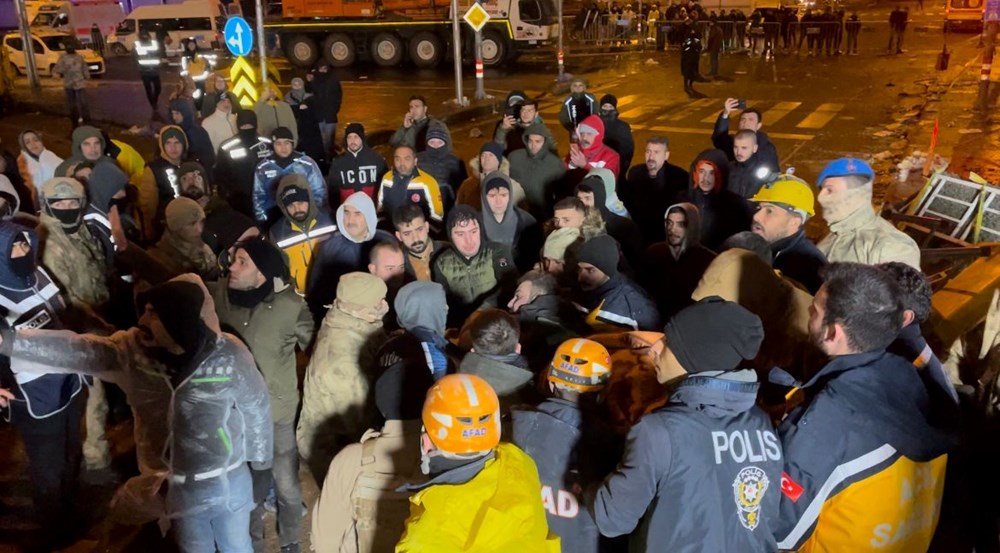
[410,193,421,203]
[781,472,804,502]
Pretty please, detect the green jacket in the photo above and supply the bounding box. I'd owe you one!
[209,281,315,425]
[432,243,519,323]
[507,125,566,216]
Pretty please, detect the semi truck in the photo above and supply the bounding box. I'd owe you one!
[264,0,559,68]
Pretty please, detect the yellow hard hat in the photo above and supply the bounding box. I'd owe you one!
[751,175,816,217]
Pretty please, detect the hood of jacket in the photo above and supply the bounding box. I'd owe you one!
[577,114,606,156]
[157,125,189,162]
[394,281,447,336]
[581,167,626,215]
[424,119,453,153]
[669,370,760,416]
[665,201,703,248]
[335,190,378,243]
[169,98,197,130]
[70,125,105,160]
[520,122,555,160]
[0,174,21,215]
[17,130,47,162]
[0,222,39,289]
[469,156,512,179]
[688,148,730,195]
[88,162,128,214]
[479,170,517,221]
[276,173,318,224]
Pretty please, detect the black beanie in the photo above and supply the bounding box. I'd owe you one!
[600,94,618,108]
[479,141,505,164]
[236,109,257,129]
[665,296,764,374]
[279,184,310,207]
[577,234,619,277]
[345,122,365,142]
[178,161,208,186]
[137,281,206,354]
[375,364,434,420]
[271,126,295,143]
[483,174,511,195]
[239,239,289,282]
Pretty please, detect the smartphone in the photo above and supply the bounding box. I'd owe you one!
[737,99,748,110]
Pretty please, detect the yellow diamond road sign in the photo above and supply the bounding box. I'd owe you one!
[463,3,491,32]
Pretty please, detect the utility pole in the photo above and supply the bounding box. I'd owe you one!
[14,0,39,92]
[254,0,267,86]
[557,0,568,81]
[976,20,998,112]
[451,0,466,106]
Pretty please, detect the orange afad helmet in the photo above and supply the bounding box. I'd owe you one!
[423,374,501,454]
[548,338,612,393]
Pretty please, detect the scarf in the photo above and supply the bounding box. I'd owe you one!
[228,280,273,309]
[482,206,518,248]
[156,230,218,276]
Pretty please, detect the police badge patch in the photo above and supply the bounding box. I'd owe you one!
[733,466,769,531]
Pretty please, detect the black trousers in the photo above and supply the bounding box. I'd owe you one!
[11,392,85,531]
[141,73,162,109]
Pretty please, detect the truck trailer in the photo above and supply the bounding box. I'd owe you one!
[264,0,559,68]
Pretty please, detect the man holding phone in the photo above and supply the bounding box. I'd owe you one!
[711,98,780,171]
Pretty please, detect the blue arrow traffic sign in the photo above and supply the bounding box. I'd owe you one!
[224,16,253,57]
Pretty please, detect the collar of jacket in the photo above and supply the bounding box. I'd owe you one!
[381,419,423,438]
[669,372,759,415]
[771,229,806,259]
[290,216,318,234]
[827,202,877,234]
[802,350,890,390]
[536,397,584,428]
[397,449,496,493]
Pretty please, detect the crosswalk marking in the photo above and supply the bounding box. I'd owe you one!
[796,103,844,129]
[761,101,803,125]
[664,97,717,121]
[620,105,660,120]
[632,124,815,141]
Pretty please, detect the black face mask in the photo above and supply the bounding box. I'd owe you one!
[50,207,82,232]
[109,196,129,213]
[10,254,34,278]
[600,108,617,118]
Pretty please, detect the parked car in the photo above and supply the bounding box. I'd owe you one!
[3,31,106,77]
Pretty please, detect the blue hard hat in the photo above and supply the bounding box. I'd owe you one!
[817,157,875,184]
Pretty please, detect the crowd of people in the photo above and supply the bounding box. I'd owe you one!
[0,65,990,553]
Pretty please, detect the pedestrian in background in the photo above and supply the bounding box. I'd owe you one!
[845,11,861,55]
[52,40,90,128]
[89,23,106,57]
[706,19,723,78]
[134,30,163,117]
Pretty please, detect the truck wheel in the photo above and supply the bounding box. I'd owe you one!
[371,33,404,67]
[323,33,355,67]
[409,32,443,68]
[286,34,319,68]
[481,30,507,66]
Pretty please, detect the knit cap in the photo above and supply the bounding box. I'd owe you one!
[542,227,581,262]
[165,197,205,232]
[426,123,449,144]
[479,141,504,163]
[483,173,511,195]
[271,126,295,143]
[576,234,619,277]
[664,296,764,374]
[345,122,365,142]
[279,183,310,207]
[236,109,257,129]
[375,364,435,421]
[178,161,207,183]
[600,94,618,108]
[239,239,289,282]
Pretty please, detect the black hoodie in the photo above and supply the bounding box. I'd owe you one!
[169,98,215,169]
[678,149,752,250]
[326,130,389,211]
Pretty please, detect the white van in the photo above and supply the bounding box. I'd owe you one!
[31,1,125,46]
[107,0,239,57]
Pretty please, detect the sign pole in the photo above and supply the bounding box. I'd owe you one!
[14,0,39,92]
[254,0,267,86]
[976,20,998,112]
[557,0,567,81]
[451,0,465,106]
[474,30,486,100]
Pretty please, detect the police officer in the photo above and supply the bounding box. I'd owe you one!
[134,30,163,116]
[215,109,273,218]
[591,297,783,553]
[512,339,624,553]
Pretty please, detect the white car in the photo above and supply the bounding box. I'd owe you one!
[3,31,105,77]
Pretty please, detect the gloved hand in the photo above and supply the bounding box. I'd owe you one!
[250,459,273,472]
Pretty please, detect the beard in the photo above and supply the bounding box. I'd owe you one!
[407,240,428,254]
[181,187,205,201]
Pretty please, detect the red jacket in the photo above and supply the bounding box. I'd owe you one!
[565,115,620,177]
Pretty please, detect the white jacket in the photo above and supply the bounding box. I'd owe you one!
[18,149,64,197]
[201,110,237,157]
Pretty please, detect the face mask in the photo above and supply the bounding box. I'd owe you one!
[10,254,34,278]
[109,196,129,213]
[50,207,82,231]
[600,108,616,118]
